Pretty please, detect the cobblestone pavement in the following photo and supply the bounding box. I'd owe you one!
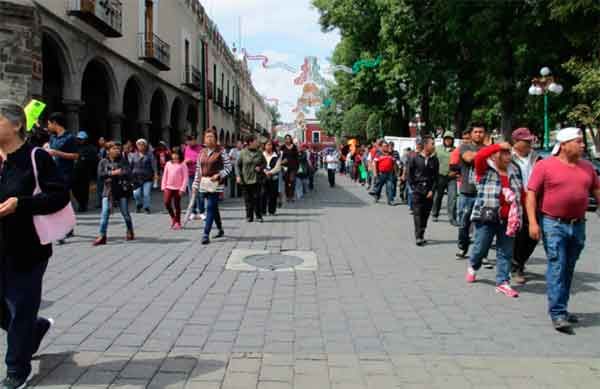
[3,172,600,388]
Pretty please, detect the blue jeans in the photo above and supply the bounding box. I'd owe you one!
[1,260,49,378]
[95,177,104,208]
[542,216,586,320]
[373,172,394,201]
[468,221,513,285]
[133,181,153,210]
[204,193,222,238]
[99,197,133,236]
[457,195,476,251]
[187,176,206,214]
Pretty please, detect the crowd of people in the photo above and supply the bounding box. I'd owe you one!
[329,122,600,333]
[1,99,599,389]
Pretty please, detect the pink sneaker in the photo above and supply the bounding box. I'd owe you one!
[496,282,519,298]
[173,223,182,230]
[465,268,476,283]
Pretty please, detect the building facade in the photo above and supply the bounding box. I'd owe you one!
[0,0,271,146]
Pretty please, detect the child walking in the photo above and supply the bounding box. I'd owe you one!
[161,149,188,229]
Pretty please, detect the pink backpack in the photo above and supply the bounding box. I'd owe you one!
[31,148,77,245]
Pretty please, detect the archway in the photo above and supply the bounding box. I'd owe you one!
[170,98,183,147]
[225,132,231,147]
[81,59,114,141]
[41,32,68,122]
[219,129,225,145]
[150,88,167,147]
[187,104,198,137]
[122,77,143,142]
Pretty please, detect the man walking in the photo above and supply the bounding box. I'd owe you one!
[407,136,439,246]
[325,148,339,187]
[432,131,457,224]
[527,127,600,333]
[129,138,157,214]
[510,128,541,285]
[370,142,396,205]
[229,141,243,197]
[237,135,267,222]
[72,131,97,212]
[456,123,486,258]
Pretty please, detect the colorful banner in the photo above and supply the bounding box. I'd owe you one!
[352,55,382,73]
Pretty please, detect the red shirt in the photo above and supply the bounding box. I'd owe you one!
[528,156,600,219]
[499,175,510,219]
[375,154,395,173]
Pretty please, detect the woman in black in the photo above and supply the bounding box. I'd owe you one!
[0,100,70,389]
[262,140,282,215]
[280,135,299,202]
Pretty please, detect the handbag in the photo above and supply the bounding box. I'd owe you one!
[479,207,499,224]
[30,148,77,245]
[199,177,218,193]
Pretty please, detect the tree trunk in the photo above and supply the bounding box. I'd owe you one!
[453,90,475,136]
[420,83,431,135]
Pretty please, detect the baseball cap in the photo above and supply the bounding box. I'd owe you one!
[76,130,88,140]
[511,127,535,142]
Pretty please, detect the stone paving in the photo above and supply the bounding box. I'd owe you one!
[3,172,600,388]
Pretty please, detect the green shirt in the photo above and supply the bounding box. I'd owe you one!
[435,145,455,176]
[237,148,267,185]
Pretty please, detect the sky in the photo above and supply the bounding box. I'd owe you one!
[203,0,340,123]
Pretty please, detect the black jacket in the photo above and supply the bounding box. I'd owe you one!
[0,143,70,271]
[407,153,439,195]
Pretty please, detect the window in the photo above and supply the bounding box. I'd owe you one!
[213,64,217,99]
[227,79,230,102]
[312,131,320,144]
[184,39,190,69]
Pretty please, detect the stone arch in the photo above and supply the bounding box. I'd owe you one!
[80,57,118,141]
[187,103,198,137]
[225,132,231,147]
[170,97,184,147]
[40,27,75,121]
[219,128,225,145]
[122,75,144,142]
[149,88,168,147]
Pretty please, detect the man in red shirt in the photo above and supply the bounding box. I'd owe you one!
[527,127,600,333]
[369,142,396,205]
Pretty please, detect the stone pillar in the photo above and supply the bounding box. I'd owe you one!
[0,1,41,105]
[62,99,84,133]
[138,120,151,141]
[108,113,123,141]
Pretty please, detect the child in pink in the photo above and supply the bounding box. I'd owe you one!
[161,149,188,229]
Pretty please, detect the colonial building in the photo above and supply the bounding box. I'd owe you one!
[0,0,271,146]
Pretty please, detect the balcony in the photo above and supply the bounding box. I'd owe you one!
[68,0,123,37]
[182,65,202,91]
[138,33,171,71]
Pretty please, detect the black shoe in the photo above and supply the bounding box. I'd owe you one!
[567,313,579,324]
[257,217,264,223]
[66,230,74,238]
[387,201,394,206]
[33,317,54,355]
[57,239,65,245]
[144,208,151,215]
[201,237,210,245]
[247,217,254,223]
[456,249,468,259]
[214,230,225,239]
[552,318,574,334]
[416,238,425,246]
[483,258,494,269]
[136,205,142,213]
[432,216,439,222]
[1,375,29,389]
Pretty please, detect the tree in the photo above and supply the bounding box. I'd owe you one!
[342,105,370,139]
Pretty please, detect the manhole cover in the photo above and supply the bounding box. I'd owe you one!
[243,254,304,271]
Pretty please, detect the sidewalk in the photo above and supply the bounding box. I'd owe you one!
[5,172,600,388]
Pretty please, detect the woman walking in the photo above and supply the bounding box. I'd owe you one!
[262,140,281,216]
[236,135,267,222]
[281,135,299,202]
[191,129,232,245]
[0,100,70,389]
[465,142,524,298]
[161,149,188,230]
[129,139,157,214]
[94,142,135,245]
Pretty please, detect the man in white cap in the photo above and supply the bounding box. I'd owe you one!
[129,138,158,213]
[527,127,600,334]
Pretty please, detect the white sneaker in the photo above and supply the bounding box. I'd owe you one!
[200,213,206,221]
[188,214,196,222]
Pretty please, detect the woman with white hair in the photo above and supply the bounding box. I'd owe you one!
[0,100,70,388]
[129,138,157,214]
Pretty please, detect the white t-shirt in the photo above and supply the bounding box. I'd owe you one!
[325,154,339,170]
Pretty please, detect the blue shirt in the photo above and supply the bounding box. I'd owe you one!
[49,132,77,183]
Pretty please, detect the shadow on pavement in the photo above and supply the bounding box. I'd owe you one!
[223,235,290,242]
[31,352,225,387]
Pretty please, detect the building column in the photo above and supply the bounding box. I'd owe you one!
[108,113,124,141]
[138,120,151,140]
[62,99,84,133]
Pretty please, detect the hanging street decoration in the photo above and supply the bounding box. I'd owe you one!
[352,55,383,73]
[242,49,297,73]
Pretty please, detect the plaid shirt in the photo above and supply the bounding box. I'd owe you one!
[471,162,524,223]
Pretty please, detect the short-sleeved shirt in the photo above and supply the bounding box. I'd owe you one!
[459,143,482,195]
[528,157,600,219]
[49,132,77,184]
[374,154,395,173]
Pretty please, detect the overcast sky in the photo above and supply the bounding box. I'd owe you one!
[203,0,340,122]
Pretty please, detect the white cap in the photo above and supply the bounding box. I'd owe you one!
[136,138,148,145]
[551,127,582,155]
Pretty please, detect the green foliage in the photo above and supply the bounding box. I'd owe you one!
[342,105,370,139]
[266,104,282,126]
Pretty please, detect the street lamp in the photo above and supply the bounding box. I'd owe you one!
[528,67,563,150]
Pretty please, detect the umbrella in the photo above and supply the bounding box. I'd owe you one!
[182,191,197,229]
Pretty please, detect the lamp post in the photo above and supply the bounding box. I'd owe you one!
[528,67,563,150]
